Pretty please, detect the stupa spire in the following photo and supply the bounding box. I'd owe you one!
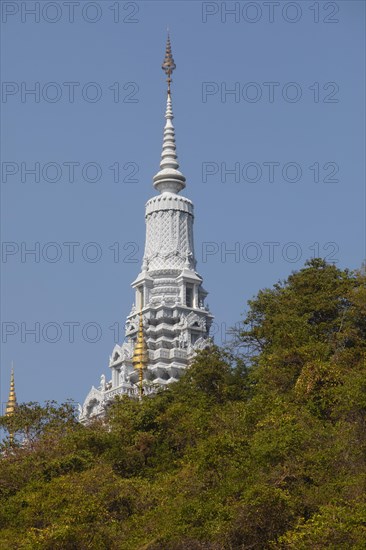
[6,364,17,417]
[79,36,214,423]
[132,310,148,399]
[153,33,186,194]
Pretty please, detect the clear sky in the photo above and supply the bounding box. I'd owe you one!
[1,0,365,411]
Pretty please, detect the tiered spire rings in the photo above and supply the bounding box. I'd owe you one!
[132,310,148,399]
[6,366,16,417]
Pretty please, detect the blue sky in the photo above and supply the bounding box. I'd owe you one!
[1,0,365,411]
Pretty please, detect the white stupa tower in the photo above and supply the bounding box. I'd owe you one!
[80,36,213,421]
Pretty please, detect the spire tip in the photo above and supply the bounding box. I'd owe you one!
[162,32,176,94]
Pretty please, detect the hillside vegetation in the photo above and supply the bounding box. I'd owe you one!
[1,259,365,549]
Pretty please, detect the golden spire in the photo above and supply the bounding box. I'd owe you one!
[6,365,17,417]
[162,32,176,95]
[132,310,148,399]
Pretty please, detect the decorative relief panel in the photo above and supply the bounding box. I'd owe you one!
[144,202,196,272]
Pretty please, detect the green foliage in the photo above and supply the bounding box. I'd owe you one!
[0,400,78,450]
[0,260,365,549]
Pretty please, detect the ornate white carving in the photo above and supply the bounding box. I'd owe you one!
[178,313,188,328]
[80,386,106,422]
[193,337,211,351]
[186,312,200,327]
[144,200,195,272]
[120,364,128,383]
[178,331,188,349]
[100,374,106,391]
[120,341,134,360]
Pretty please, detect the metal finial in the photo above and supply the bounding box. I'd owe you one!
[162,33,176,94]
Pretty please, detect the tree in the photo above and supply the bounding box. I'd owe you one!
[0,260,365,549]
[0,400,78,450]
